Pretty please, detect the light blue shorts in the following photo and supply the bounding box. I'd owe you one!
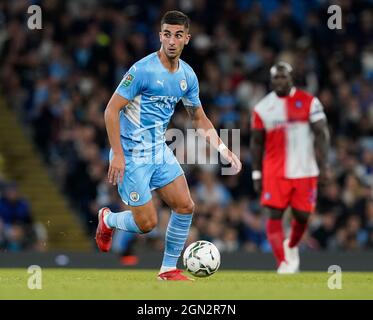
[110,145,184,207]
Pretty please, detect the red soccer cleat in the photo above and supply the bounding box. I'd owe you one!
[95,207,114,252]
[157,269,194,281]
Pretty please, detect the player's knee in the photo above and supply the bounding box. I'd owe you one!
[138,216,158,233]
[266,207,283,220]
[186,200,195,213]
[292,210,309,224]
[174,200,195,214]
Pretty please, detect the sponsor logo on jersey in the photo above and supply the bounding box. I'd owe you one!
[180,79,187,91]
[122,73,135,87]
[150,95,179,110]
[272,120,288,128]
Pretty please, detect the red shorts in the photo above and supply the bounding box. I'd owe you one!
[261,176,318,213]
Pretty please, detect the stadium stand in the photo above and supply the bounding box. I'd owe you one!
[0,0,372,255]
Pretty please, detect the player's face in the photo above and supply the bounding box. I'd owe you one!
[159,24,190,59]
[271,69,293,96]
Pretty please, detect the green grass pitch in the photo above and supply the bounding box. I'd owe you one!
[1,269,373,300]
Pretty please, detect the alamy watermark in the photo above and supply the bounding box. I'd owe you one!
[26,5,342,33]
[327,265,342,290]
[27,5,42,30]
[117,127,241,175]
[27,265,42,290]
[327,5,342,30]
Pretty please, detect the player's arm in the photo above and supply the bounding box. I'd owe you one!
[309,97,331,185]
[106,66,142,185]
[250,129,265,194]
[185,105,242,174]
[104,93,129,185]
[250,110,265,195]
[310,118,330,184]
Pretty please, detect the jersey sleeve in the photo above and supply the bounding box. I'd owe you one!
[182,70,202,108]
[309,97,326,123]
[115,65,144,101]
[251,110,265,129]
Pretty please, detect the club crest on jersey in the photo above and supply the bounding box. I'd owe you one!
[130,191,140,202]
[122,73,135,87]
[295,100,303,108]
[264,192,271,200]
[180,79,187,91]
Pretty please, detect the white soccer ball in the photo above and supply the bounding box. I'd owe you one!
[183,240,221,277]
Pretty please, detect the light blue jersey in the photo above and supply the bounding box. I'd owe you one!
[115,52,201,157]
[112,52,201,206]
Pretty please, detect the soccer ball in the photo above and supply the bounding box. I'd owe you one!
[183,240,221,277]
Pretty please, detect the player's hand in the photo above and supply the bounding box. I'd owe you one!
[229,151,242,174]
[221,148,242,174]
[253,179,262,195]
[318,165,332,187]
[108,152,125,185]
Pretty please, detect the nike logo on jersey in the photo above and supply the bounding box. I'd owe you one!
[157,80,164,87]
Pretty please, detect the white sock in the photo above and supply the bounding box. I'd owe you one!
[103,213,111,229]
[159,266,177,274]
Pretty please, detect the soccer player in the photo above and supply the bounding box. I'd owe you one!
[250,62,330,274]
[95,11,241,280]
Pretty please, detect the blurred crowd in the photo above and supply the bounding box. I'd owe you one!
[0,153,41,251]
[0,0,372,256]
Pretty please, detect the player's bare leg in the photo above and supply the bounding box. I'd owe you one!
[157,175,195,214]
[130,200,158,233]
[156,174,195,280]
[283,209,310,273]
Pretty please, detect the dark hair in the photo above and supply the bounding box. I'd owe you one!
[161,10,190,30]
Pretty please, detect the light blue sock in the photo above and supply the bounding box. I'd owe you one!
[162,211,193,268]
[106,211,143,234]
